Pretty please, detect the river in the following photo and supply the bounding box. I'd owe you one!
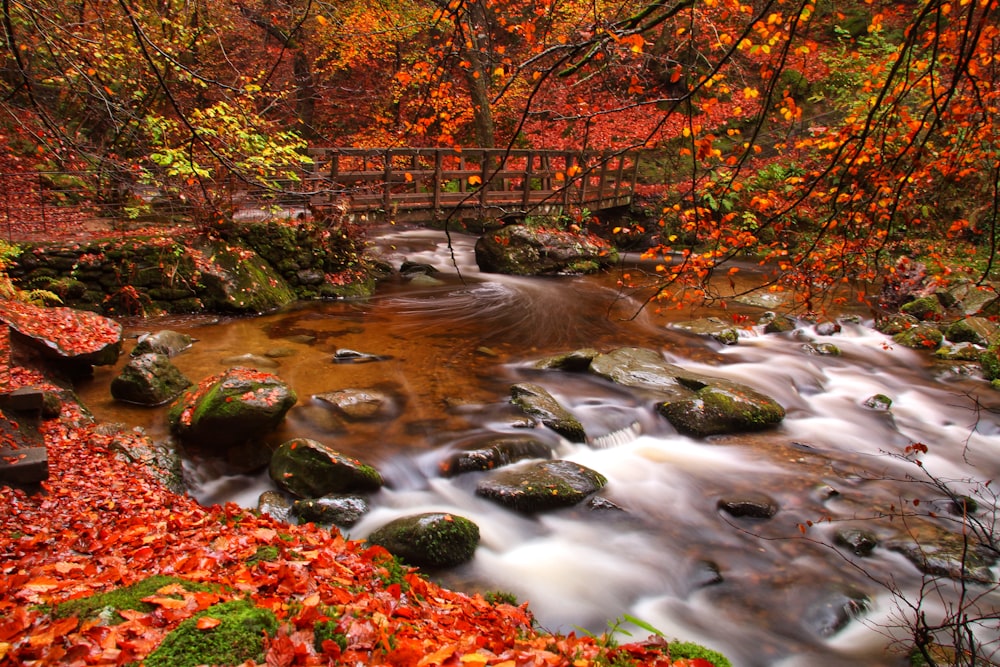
[76,226,1000,667]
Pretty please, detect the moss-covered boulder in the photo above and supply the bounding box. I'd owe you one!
[657,379,786,437]
[131,329,194,357]
[111,353,192,406]
[292,493,370,526]
[510,383,586,442]
[475,225,618,275]
[892,323,943,350]
[440,436,555,476]
[144,599,278,667]
[167,367,297,450]
[367,512,479,568]
[944,316,997,346]
[269,438,383,498]
[981,342,1000,380]
[900,295,944,321]
[875,313,920,335]
[193,239,296,314]
[476,459,607,513]
[586,347,692,399]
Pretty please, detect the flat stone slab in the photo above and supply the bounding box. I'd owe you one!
[0,387,45,413]
[0,446,48,484]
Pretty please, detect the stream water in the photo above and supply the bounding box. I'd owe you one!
[76,226,1000,667]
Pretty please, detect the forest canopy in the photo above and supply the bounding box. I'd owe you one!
[2,0,998,307]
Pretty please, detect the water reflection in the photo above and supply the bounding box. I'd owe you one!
[75,227,1000,667]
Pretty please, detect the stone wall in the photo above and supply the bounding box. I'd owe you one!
[8,220,378,316]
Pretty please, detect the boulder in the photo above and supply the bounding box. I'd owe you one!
[111,353,192,406]
[888,536,997,584]
[314,387,399,421]
[834,528,878,556]
[716,493,780,519]
[875,313,920,335]
[292,494,370,526]
[587,347,692,398]
[657,379,786,437]
[900,295,944,321]
[269,438,383,498]
[367,512,480,568]
[440,436,555,476]
[257,491,294,523]
[945,316,997,346]
[532,348,601,371]
[802,587,871,638]
[892,323,943,350]
[672,317,740,345]
[476,460,607,513]
[194,239,296,314]
[1,301,121,366]
[131,330,193,357]
[167,367,297,449]
[475,225,617,275]
[509,383,586,442]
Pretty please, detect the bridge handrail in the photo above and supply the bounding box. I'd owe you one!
[305,147,640,217]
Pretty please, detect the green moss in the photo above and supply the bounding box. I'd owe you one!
[667,640,732,667]
[484,590,519,605]
[144,599,278,667]
[314,618,348,653]
[247,544,280,564]
[52,575,214,623]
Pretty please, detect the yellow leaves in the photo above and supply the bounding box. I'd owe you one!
[468,175,482,186]
[459,653,490,665]
[566,164,582,178]
[620,34,645,53]
[315,14,328,26]
[743,86,759,99]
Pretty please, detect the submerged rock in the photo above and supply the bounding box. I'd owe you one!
[269,438,383,498]
[672,317,740,345]
[716,492,779,519]
[802,587,871,638]
[510,383,586,442]
[888,536,997,583]
[440,436,555,476]
[314,387,399,421]
[367,512,479,568]
[111,353,191,406]
[131,330,194,357]
[476,460,607,513]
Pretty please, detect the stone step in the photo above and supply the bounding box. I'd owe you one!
[0,446,48,485]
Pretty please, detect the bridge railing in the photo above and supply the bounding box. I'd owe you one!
[305,147,639,220]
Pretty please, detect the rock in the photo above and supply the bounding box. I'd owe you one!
[167,367,297,450]
[110,437,184,494]
[801,342,841,356]
[195,239,296,314]
[131,330,193,357]
[0,387,45,414]
[802,587,871,638]
[672,317,740,345]
[269,438,383,498]
[834,528,878,556]
[257,491,294,523]
[875,313,920,335]
[440,436,555,476]
[658,380,785,437]
[0,445,47,485]
[934,341,982,361]
[367,512,479,568]
[292,494,370,526]
[878,257,926,311]
[509,383,586,442]
[476,460,607,513]
[1,301,122,366]
[814,321,842,336]
[332,349,387,363]
[716,492,779,519]
[760,312,796,334]
[587,347,691,398]
[892,323,943,350]
[314,388,398,421]
[862,394,893,411]
[111,353,192,406]
[900,295,945,321]
[400,261,439,276]
[532,348,601,371]
[981,343,1000,380]
[475,225,618,275]
[221,353,280,369]
[888,536,997,583]
[945,316,997,346]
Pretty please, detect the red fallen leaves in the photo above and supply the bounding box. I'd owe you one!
[0,299,122,356]
[0,361,718,667]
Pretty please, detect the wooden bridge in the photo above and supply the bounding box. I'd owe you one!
[304,148,640,222]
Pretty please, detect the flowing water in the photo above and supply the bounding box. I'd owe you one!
[77,227,1000,667]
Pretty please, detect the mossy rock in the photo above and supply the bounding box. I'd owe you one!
[144,599,278,667]
[944,316,997,346]
[111,352,192,406]
[532,348,601,371]
[132,330,194,357]
[269,437,383,498]
[476,459,607,513]
[440,436,555,476]
[657,380,785,437]
[367,512,480,568]
[672,317,740,345]
[194,239,296,313]
[474,225,618,275]
[900,296,944,321]
[168,367,297,449]
[509,383,586,442]
[892,323,943,350]
[875,313,920,335]
[981,343,1000,381]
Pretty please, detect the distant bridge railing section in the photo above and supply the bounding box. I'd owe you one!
[305,148,640,222]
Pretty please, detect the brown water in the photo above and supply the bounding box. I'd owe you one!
[76,227,1000,667]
